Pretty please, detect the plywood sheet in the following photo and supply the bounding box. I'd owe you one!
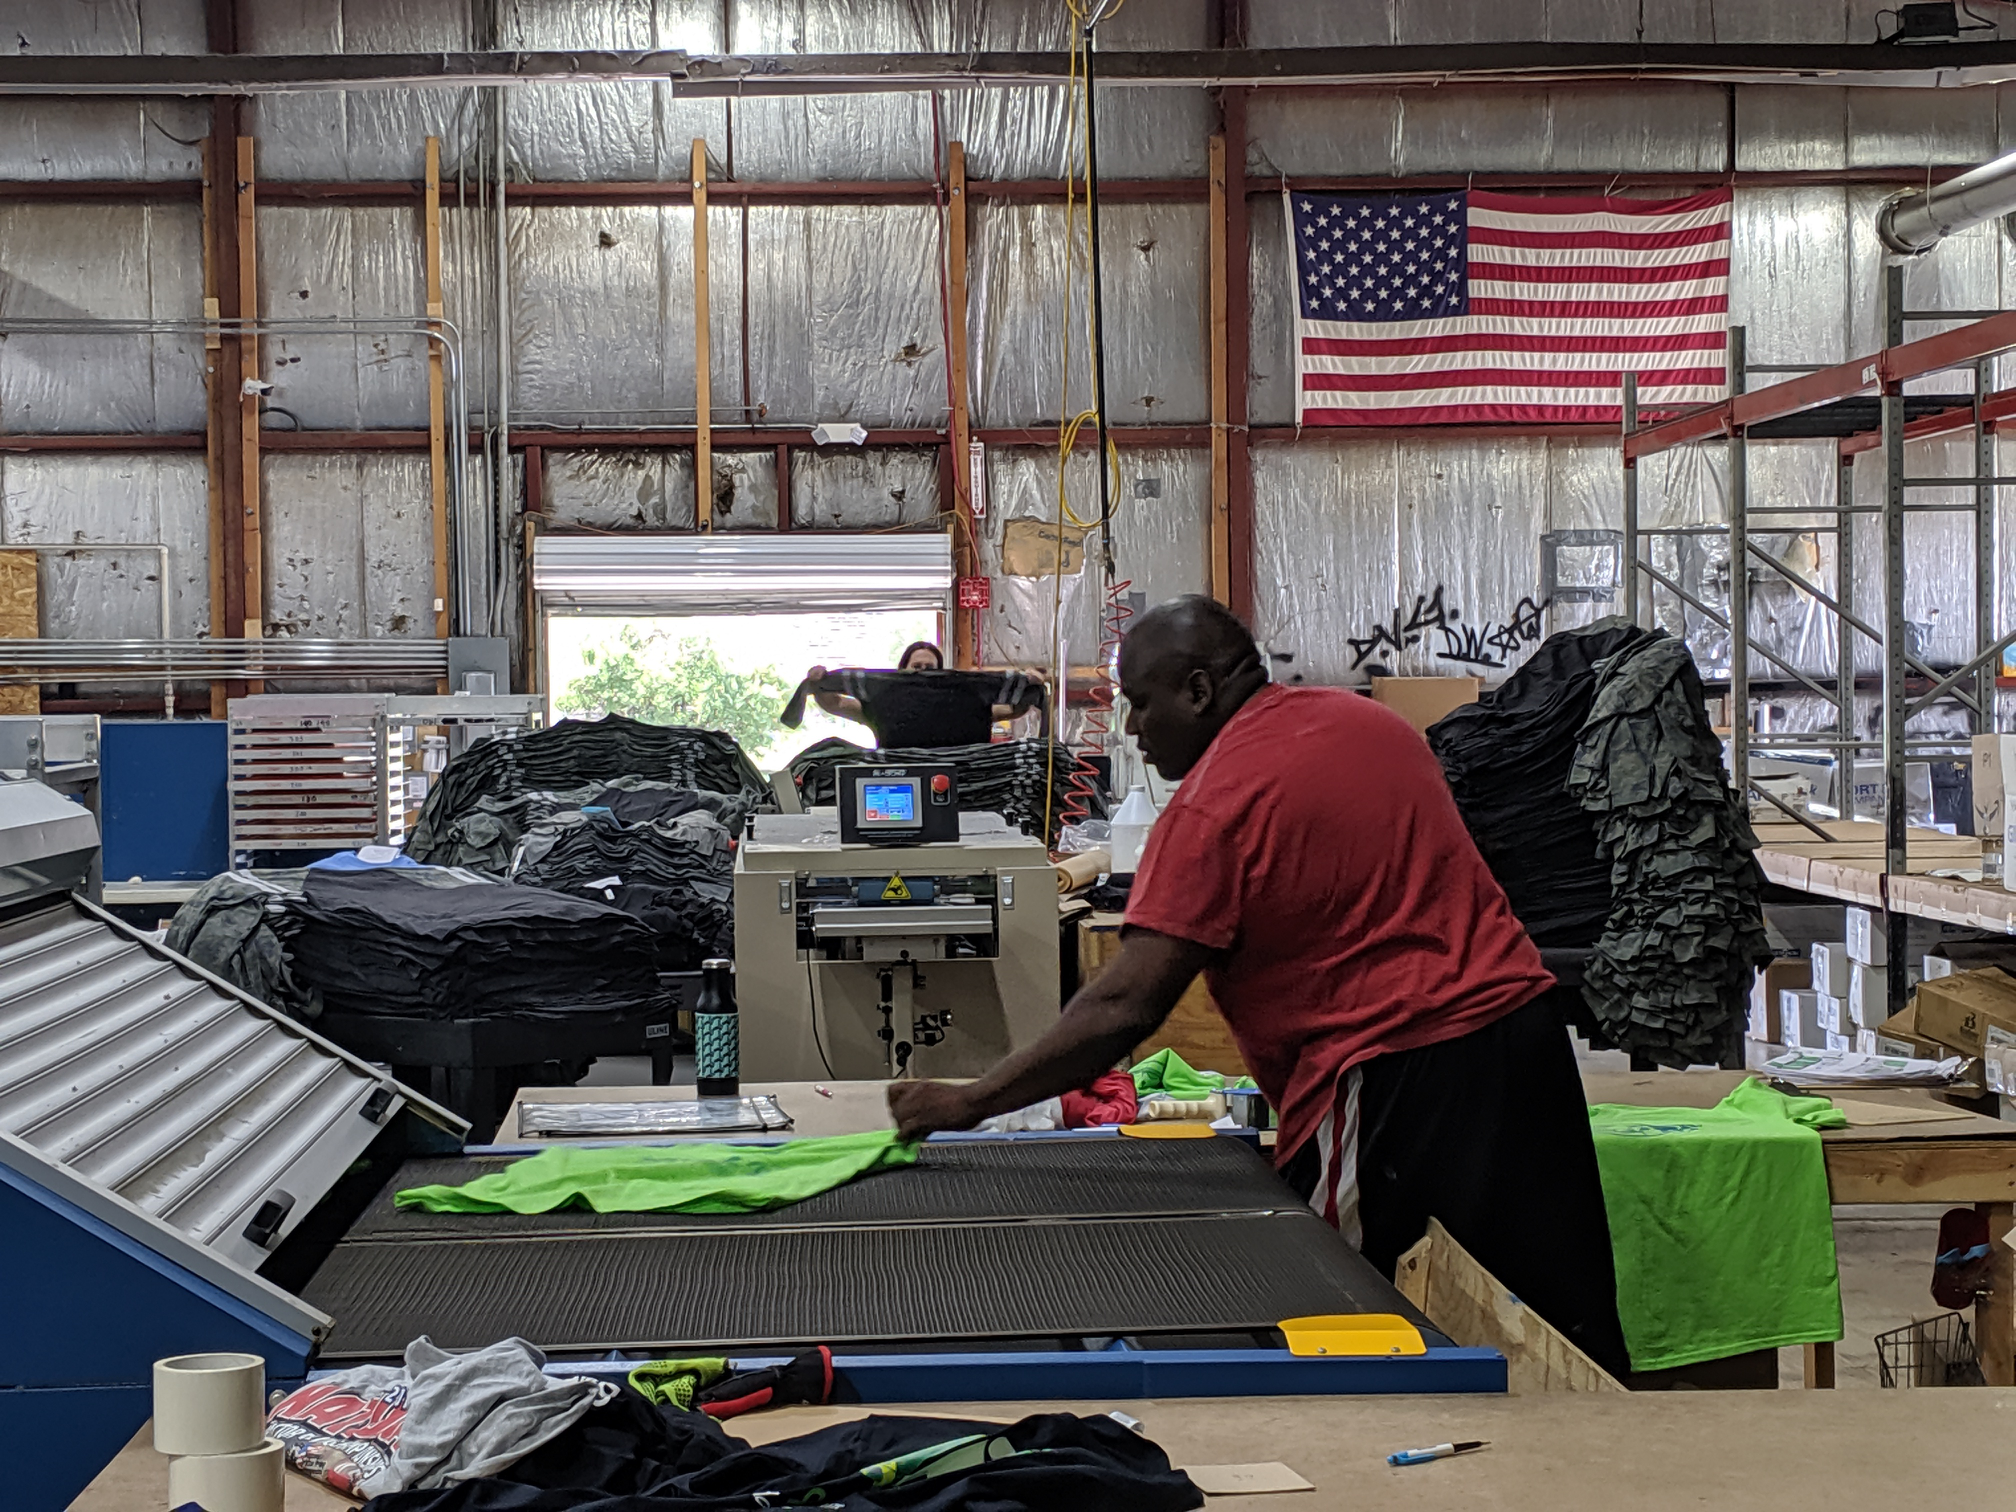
[0,548,39,714]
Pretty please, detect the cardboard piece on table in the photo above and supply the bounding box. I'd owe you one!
[1182,1462,1315,1496]
[1827,1097,1974,1127]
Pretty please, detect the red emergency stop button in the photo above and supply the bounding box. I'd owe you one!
[930,773,951,794]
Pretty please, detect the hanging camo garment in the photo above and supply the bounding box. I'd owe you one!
[1566,632,1772,1067]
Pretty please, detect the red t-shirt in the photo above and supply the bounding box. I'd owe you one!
[1123,683,1553,1165]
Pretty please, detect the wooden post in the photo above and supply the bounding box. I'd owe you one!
[775,442,792,530]
[947,141,977,668]
[424,136,450,648]
[1207,131,1232,606]
[201,131,229,717]
[523,444,543,698]
[691,139,713,532]
[1222,90,1254,622]
[235,135,263,690]
[1980,1200,2015,1386]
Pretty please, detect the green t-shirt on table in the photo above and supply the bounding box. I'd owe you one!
[1589,1078,1845,1373]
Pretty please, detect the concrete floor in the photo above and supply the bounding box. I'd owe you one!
[1779,1206,1946,1387]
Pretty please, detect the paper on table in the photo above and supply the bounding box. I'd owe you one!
[1762,1050,1966,1086]
[1181,1463,1315,1496]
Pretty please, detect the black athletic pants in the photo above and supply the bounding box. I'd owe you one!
[1280,990,1632,1380]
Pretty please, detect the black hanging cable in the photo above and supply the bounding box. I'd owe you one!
[1081,18,1116,577]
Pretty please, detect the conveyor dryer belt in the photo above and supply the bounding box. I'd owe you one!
[307,1135,1429,1360]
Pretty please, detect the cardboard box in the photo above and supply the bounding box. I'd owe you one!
[1826,1031,1854,1052]
[1369,675,1483,735]
[1925,953,1956,981]
[1855,1029,1880,1055]
[1845,906,1888,967]
[1912,967,2016,1058]
[1810,941,1850,998]
[1749,957,1813,1044]
[1845,961,1888,1029]
[1818,995,1851,1035]
[1781,989,1825,1048]
[2001,736,2016,892]
[1973,733,2008,839]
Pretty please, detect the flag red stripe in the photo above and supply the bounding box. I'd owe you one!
[1467,257,1729,286]
[1467,294,1727,319]
[1301,402,1657,425]
[1301,366,1727,393]
[1301,330,1727,357]
[1466,188,1733,216]
[1467,222,1730,252]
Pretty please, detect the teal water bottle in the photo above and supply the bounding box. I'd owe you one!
[695,958,739,1098]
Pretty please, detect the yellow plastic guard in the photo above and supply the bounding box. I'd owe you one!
[1278,1313,1426,1357]
[1116,1122,1217,1139]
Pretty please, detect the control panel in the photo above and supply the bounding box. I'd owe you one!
[836,763,959,846]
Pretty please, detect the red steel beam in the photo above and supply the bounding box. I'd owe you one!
[1839,386,2016,457]
[975,425,1213,447]
[0,180,200,202]
[0,433,204,452]
[1630,308,2016,460]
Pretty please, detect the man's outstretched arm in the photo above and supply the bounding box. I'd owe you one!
[887,927,1213,1141]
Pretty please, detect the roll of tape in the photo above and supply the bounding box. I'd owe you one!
[152,1352,267,1457]
[167,1438,285,1512]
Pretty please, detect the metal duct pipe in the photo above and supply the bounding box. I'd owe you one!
[1877,149,2016,255]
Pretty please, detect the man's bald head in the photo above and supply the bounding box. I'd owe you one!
[1118,596,1269,779]
[1120,595,1262,689]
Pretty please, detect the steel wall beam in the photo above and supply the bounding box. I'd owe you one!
[15,43,2016,95]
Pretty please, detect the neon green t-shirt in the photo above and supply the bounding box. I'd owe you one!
[1589,1078,1845,1373]
[395,1129,917,1216]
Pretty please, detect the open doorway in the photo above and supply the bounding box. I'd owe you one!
[545,609,943,770]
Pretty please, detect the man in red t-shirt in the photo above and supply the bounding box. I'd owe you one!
[890,595,1628,1376]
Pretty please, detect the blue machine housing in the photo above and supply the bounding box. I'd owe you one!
[0,1159,317,1511]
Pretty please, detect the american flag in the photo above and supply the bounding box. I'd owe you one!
[1289,189,1731,425]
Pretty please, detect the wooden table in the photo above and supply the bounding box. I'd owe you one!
[1586,1068,2016,1387]
[74,1388,2016,1512]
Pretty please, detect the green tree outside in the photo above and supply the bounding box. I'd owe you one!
[556,625,789,755]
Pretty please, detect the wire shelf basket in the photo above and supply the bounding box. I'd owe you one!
[1875,1312,1986,1388]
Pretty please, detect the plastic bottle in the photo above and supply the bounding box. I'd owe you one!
[1109,784,1160,874]
[695,958,740,1098]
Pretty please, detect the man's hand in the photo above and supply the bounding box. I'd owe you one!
[887,1079,983,1143]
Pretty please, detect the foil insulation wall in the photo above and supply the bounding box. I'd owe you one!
[5,0,2016,685]
[979,446,1209,667]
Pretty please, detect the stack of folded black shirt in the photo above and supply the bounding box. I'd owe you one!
[165,864,494,1021]
[409,776,751,875]
[787,736,1095,843]
[1427,618,1656,949]
[513,807,736,970]
[275,869,671,1022]
[408,716,768,863]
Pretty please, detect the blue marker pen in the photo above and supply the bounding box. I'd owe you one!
[1388,1440,1488,1466]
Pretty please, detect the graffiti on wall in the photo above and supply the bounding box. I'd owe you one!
[1347,586,1549,672]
